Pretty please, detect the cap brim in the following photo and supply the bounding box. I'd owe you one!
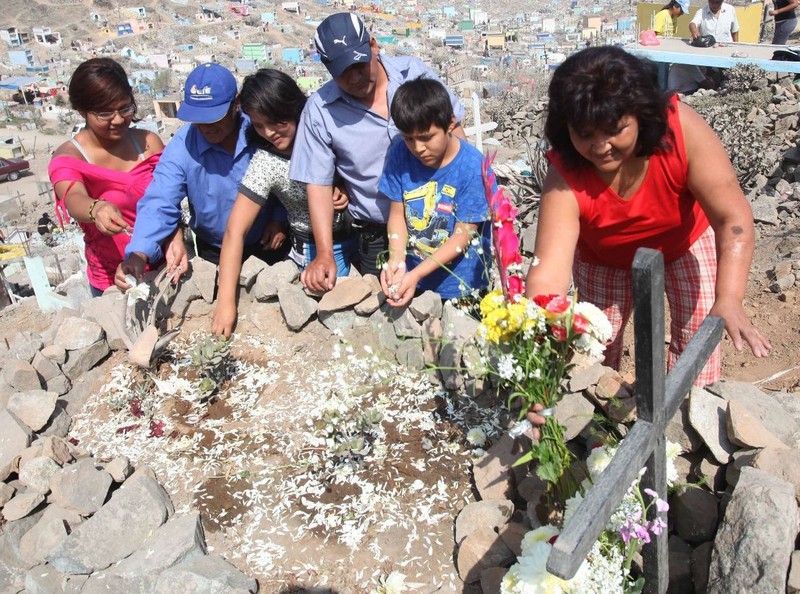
[324,40,372,78]
[177,99,232,124]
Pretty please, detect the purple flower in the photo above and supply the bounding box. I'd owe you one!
[648,518,668,536]
[620,518,651,544]
[644,488,670,513]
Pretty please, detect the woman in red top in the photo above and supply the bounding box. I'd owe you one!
[49,58,165,295]
[525,46,770,385]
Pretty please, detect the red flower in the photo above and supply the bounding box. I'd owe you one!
[545,295,571,314]
[148,420,165,438]
[548,535,559,544]
[533,294,560,308]
[116,423,140,435]
[129,398,144,418]
[507,275,525,300]
[551,325,567,342]
[573,314,590,334]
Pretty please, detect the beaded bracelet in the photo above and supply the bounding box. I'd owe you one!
[88,199,102,222]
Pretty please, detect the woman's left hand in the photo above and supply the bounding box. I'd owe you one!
[710,298,772,357]
[92,201,130,236]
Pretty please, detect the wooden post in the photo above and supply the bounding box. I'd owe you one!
[546,248,724,589]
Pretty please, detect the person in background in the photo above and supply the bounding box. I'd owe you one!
[37,212,54,236]
[115,63,287,291]
[689,0,739,42]
[526,46,770,388]
[289,12,465,293]
[654,0,689,37]
[49,58,163,296]
[379,77,492,307]
[211,69,356,338]
[770,0,798,45]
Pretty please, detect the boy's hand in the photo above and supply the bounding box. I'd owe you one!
[301,254,337,292]
[380,260,405,296]
[261,221,288,250]
[385,269,417,307]
[212,301,238,338]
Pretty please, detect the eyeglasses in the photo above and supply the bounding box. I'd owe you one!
[90,104,136,121]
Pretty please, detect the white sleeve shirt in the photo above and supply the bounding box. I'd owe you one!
[691,3,739,42]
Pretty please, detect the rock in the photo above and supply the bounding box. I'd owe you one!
[567,360,607,393]
[454,500,514,544]
[2,359,42,391]
[191,257,218,303]
[707,467,798,594]
[53,317,104,352]
[456,527,515,584]
[420,317,442,367]
[554,392,596,441]
[103,456,132,483]
[694,453,726,493]
[18,456,60,495]
[9,332,43,363]
[317,308,359,333]
[19,510,70,566]
[409,291,443,322]
[0,507,46,580]
[46,467,174,574]
[692,541,713,594]
[688,388,737,464]
[480,567,507,594]
[0,409,34,480]
[277,284,317,331]
[0,482,16,506]
[31,351,63,385]
[749,446,800,503]
[593,369,633,400]
[40,345,66,365]
[672,487,718,544]
[472,433,529,501]
[354,292,383,316]
[7,390,58,432]
[750,194,780,225]
[39,402,72,439]
[62,339,110,381]
[153,554,257,593]
[665,397,705,454]
[24,563,71,594]
[497,522,529,557]
[49,459,113,515]
[705,381,800,446]
[239,255,267,288]
[2,491,45,521]
[109,512,206,588]
[318,277,372,313]
[38,437,73,467]
[726,400,786,449]
[667,535,694,594]
[389,306,422,338]
[437,302,479,390]
[394,338,425,371]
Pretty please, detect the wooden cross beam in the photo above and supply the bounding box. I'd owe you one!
[546,248,724,593]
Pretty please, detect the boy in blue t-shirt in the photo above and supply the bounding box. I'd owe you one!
[378,77,493,307]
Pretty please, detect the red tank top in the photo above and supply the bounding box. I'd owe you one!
[548,95,710,269]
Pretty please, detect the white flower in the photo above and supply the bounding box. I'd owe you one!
[466,427,486,447]
[377,571,408,593]
[573,333,605,360]
[497,354,519,381]
[519,525,560,557]
[563,491,584,527]
[666,440,681,486]
[574,301,612,343]
[125,280,150,306]
[586,445,616,481]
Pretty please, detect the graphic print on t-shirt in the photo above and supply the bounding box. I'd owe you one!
[403,181,456,255]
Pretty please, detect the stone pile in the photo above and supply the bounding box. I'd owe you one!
[0,311,256,593]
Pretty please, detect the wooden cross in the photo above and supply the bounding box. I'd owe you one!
[546,247,724,594]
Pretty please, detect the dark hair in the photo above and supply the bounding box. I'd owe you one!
[240,68,307,148]
[390,77,453,134]
[544,46,673,169]
[68,58,136,116]
[661,0,683,14]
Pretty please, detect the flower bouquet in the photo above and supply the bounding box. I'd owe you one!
[479,155,612,503]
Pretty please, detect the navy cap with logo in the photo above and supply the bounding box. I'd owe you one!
[314,13,372,78]
[177,63,237,124]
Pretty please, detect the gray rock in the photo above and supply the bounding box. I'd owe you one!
[788,550,800,594]
[672,487,718,544]
[9,332,43,363]
[726,400,786,449]
[251,271,279,301]
[0,409,33,481]
[24,564,70,594]
[2,492,45,521]
[456,527,515,584]
[454,500,514,544]
[39,436,73,467]
[389,306,422,338]
[688,388,737,464]
[277,284,317,331]
[82,291,129,351]
[665,397,704,454]
[191,257,218,303]
[472,433,529,501]
[31,352,62,384]
[420,317,442,367]
[53,317,104,352]
[46,467,174,574]
[153,554,257,593]
[2,359,42,391]
[749,446,800,503]
[707,467,799,594]
[395,338,425,371]
[0,507,46,580]
[692,541,714,594]
[61,339,110,381]
[554,392,596,441]
[7,390,58,432]
[318,277,371,313]
[750,195,780,225]
[667,535,694,594]
[40,345,66,365]
[49,459,113,515]
[0,482,16,507]
[354,292,383,316]
[318,308,358,333]
[19,510,70,566]
[265,259,300,286]
[18,456,60,495]
[409,291,443,322]
[103,456,132,483]
[566,359,607,393]
[239,255,267,288]
[39,403,72,439]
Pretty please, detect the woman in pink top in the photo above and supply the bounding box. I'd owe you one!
[49,58,164,295]
[524,46,770,387]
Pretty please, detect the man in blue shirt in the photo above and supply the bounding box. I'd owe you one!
[289,12,465,292]
[115,63,286,289]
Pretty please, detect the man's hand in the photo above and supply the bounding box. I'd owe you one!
[526,403,548,441]
[332,186,349,211]
[115,253,148,290]
[211,300,237,338]
[260,221,288,251]
[93,201,130,236]
[165,229,189,284]
[300,253,338,292]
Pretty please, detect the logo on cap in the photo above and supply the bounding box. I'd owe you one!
[190,84,213,99]
[353,50,367,61]
[333,35,347,45]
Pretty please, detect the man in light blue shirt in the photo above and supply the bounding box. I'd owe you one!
[115,63,286,289]
[289,12,465,292]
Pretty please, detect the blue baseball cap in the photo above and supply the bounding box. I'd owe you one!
[676,0,689,13]
[177,63,237,124]
[314,13,372,78]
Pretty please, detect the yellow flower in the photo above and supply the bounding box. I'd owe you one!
[506,302,528,334]
[480,289,506,317]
